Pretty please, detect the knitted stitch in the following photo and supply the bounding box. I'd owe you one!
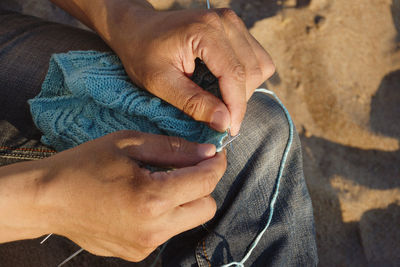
[29,51,227,152]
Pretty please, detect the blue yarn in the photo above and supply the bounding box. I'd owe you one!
[220,88,294,267]
[28,51,227,152]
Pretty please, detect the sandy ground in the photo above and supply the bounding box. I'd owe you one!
[0,0,399,266]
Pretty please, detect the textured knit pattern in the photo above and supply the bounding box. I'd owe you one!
[28,51,227,152]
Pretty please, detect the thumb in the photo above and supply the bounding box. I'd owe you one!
[144,66,231,132]
[115,131,217,168]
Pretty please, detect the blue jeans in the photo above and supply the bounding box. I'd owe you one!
[0,10,318,267]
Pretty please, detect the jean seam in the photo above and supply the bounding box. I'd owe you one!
[0,146,56,153]
[0,153,49,160]
[0,146,56,161]
[202,239,212,267]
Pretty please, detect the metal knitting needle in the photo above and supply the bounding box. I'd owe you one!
[57,248,84,267]
[40,233,53,244]
[227,128,234,149]
[206,0,211,9]
[39,221,85,265]
[221,132,240,150]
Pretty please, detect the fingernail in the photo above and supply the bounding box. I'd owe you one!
[211,110,230,132]
[230,122,242,136]
[198,144,216,158]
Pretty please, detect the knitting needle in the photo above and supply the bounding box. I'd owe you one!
[39,225,85,265]
[206,0,211,9]
[57,248,84,267]
[40,233,53,244]
[221,132,240,150]
[227,128,234,150]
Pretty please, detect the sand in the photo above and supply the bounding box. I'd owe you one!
[0,0,399,266]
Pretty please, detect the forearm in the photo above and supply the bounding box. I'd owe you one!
[50,0,155,46]
[0,161,50,243]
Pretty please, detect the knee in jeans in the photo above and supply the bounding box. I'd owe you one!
[244,92,292,146]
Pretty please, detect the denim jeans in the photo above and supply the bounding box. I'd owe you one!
[0,10,318,267]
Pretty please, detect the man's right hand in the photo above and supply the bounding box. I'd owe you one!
[0,131,226,262]
[50,0,275,136]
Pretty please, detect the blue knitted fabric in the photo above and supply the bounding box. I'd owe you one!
[29,51,227,152]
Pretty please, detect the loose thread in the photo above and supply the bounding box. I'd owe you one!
[220,88,295,267]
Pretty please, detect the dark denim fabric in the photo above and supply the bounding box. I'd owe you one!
[0,10,318,267]
[162,93,318,267]
[0,10,109,166]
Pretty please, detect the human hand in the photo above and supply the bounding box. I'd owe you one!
[101,5,275,135]
[50,0,274,134]
[38,131,226,261]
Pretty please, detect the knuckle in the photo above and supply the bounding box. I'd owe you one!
[220,8,241,25]
[199,197,217,223]
[215,154,227,176]
[262,61,276,79]
[221,157,228,173]
[138,233,163,248]
[202,168,222,195]
[142,70,164,92]
[205,198,217,220]
[130,247,156,261]
[129,254,147,262]
[231,63,246,83]
[120,249,152,263]
[248,65,264,81]
[166,135,186,154]
[200,11,221,26]
[115,129,138,139]
[140,197,166,218]
[202,175,215,196]
[182,92,207,118]
[187,22,208,36]
[138,248,155,260]
[215,162,227,180]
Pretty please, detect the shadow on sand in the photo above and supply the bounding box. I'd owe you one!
[300,69,400,266]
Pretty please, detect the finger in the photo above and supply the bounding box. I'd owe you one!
[130,196,217,250]
[94,239,155,263]
[224,23,261,100]
[216,9,265,100]
[242,26,275,81]
[219,8,275,83]
[160,196,217,241]
[143,65,231,132]
[150,150,227,206]
[74,235,155,262]
[192,22,247,135]
[113,130,216,168]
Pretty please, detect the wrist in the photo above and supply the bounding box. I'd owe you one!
[0,160,52,242]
